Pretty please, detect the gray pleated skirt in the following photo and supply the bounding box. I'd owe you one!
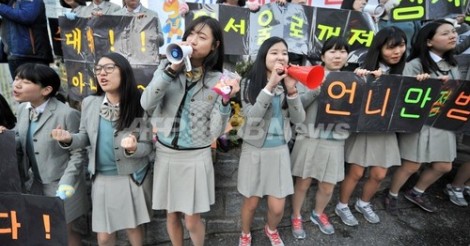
[345,132,401,168]
[31,175,89,224]
[237,143,294,198]
[152,142,214,215]
[91,174,152,233]
[291,137,345,184]
[399,125,457,163]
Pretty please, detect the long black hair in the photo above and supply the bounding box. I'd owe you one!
[182,16,224,73]
[340,0,367,10]
[362,26,407,74]
[407,19,457,74]
[216,0,246,6]
[243,36,288,105]
[94,52,144,131]
[0,94,15,129]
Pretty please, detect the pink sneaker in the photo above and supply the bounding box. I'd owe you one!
[238,233,251,246]
[291,216,306,239]
[264,225,285,246]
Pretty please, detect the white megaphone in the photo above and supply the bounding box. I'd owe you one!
[166,43,193,72]
[363,4,385,17]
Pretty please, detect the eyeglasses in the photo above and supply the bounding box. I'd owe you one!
[94,63,118,75]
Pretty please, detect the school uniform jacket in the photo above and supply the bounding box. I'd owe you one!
[75,1,121,18]
[141,60,230,147]
[16,97,86,186]
[404,58,460,80]
[237,78,306,148]
[65,95,152,176]
[112,6,164,47]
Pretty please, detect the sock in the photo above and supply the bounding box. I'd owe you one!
[388,191,398,198]
[336,202,348,209]
[291,215,302,219]
[266,225,277,234]
[357,199,370,207]
[241,232,251,238]
[412,187,425,194]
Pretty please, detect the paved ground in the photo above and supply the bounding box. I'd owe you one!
[160,166,470,246]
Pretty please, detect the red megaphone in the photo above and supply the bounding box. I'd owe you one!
[286,65,325,90]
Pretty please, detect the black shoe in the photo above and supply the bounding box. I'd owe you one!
[404,189,437,213]
[384,194,398,216]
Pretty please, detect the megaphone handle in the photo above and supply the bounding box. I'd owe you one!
[184,56,192,72]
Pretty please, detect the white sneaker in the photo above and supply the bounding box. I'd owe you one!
[445,184,468,207]
[354,200,380,224]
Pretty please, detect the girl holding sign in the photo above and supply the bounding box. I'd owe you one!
[237,36,305,246]
[141,16,239,246]
[52,52,153,246]
[290,37,350,238]
[335,26,407,226]
[11,63,88,246]
[388,20,460,213]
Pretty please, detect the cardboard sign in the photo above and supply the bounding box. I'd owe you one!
[0,193,67,245]
[316,72,443,132]
[391,0,463,22]
[0,131,21,193]
[59,16,160,100]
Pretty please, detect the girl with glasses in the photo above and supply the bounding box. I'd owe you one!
[52,52,153,245]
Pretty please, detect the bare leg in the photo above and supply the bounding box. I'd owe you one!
[266,196,286,230]
[97,232,116,246]
[389,160,421,194]
[314,182,335,215]
[67,222,82,246]
[415,162,452,191]
[167,212,184,246]
[291,177,312,218]
[240,196,261,234]
[361,166,387,202]
[184,213,205,246]
[126,226,144,246]
[339,164,365,204]
[453,162,470,188]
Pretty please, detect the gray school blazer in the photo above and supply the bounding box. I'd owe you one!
[237,78,306,148]
[16,97,86,186]
[65,95,152,176]
[141,60,230,147]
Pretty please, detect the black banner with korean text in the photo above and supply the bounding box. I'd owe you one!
[59,16,160,100]
[0,131,21,193]
[391,0,464,22]
[315,72,463,133]
[0,193,67,245]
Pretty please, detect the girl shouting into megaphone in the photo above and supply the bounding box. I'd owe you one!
[141,16,240,246]
[236,36,306,246]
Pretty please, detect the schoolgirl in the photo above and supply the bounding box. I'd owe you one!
[336,26,407,225]
[141,16,239,246]
[12,63,88,246]
[387,20,460,213]
[237,36,305,246]
[52,52,153,245]
[290,37,350,238]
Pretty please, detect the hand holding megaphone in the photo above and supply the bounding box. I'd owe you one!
[363,3,385,17]
[166,43,193,72]
[267,63,325,92]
